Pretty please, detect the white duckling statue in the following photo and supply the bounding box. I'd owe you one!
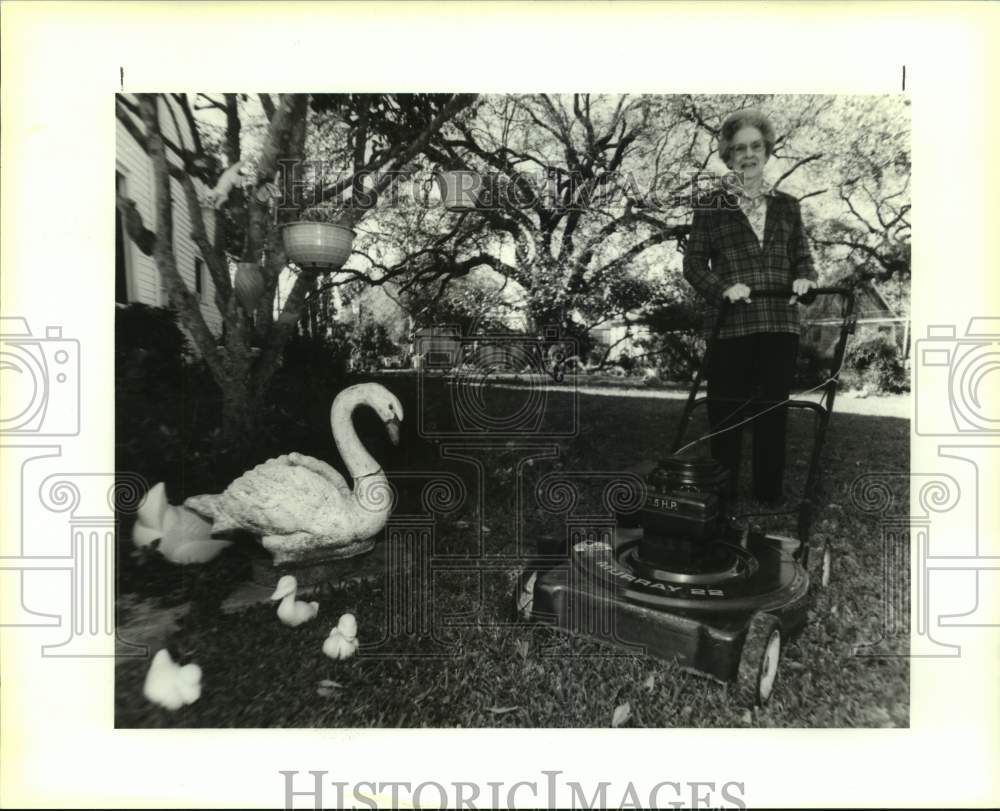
[133,482,232,565]
[143,648,202,711]
[185,383,403,566]
[323,613,359,660]
[271,575,319,627]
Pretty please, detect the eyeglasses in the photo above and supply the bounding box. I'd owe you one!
[731,140,765,156]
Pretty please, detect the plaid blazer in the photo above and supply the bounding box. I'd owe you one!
[682,189,817,339]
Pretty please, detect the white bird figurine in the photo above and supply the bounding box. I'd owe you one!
[133,482,231,565]
[204,159,246,209]
[185,383,403,566]
[323,613,359,660]
[270,575,319,627]
[143,649,202,711]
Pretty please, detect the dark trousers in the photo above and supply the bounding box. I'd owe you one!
[706,333,799,501]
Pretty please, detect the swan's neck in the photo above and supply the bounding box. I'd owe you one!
[332,389,381,480]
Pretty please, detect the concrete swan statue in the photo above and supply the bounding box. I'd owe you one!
[184,383,402,566]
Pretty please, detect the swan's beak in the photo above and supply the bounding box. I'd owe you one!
[385,417,401,446]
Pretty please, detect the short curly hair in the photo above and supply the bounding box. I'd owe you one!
[718,108,777,168]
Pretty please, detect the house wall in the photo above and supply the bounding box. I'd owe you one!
[116,95,222,336]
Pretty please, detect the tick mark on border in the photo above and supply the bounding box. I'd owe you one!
[902,65,906,92]
[120,66,124,91]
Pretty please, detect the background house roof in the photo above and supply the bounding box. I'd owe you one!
[804,278,897,323]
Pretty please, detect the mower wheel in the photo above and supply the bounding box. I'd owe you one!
[512,570,538,621]
[736,613,782,707]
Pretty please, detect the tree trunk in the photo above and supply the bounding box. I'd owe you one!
[214,378,262,471]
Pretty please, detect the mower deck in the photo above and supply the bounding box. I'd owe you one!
[526,527,810,683]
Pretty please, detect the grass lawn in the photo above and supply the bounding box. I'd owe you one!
[116,376,909,728]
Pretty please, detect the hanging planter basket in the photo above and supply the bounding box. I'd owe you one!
[435,169,484,212]
[234,261,266,313]
[281,221,356,271]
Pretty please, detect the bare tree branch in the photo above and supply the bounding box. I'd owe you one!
[195,93,227,113]
[178,173,232,301]
[259,93,276,121]
[136,93,231,382]
[840,188,880,235]
[223,94,242,165]
[772,153,823,188]
[116,96,211,183]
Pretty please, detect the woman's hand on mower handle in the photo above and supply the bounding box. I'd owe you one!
[723,283,752,304]
[790,278,816,304]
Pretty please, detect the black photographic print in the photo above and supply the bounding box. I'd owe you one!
[113,92,911,729]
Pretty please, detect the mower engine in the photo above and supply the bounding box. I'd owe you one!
[636,456,731,567]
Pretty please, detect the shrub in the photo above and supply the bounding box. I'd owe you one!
[115,304,220,496]
[278,324,352,382]
[351,321,398,372]
[845,332,910,393]
[636,331,705,383]
[793,342,828,389]
[116,301,194,363]
[115,304,228,596]
[258,326,354,455]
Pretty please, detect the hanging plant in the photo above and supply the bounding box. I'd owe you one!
[281,207,356,272]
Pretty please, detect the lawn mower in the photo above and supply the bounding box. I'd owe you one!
[515,287,856,706]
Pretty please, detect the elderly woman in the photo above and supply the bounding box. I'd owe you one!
[682,108,817,504]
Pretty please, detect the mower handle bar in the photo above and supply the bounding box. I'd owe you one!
[718,285,854,305]
[672,284,857,565]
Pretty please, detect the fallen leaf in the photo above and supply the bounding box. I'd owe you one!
[643,674,655,692]
[515,639,530,659]
[611,702,631,728]
[740,709,752,725]
[317,679,343,689]
[488,706,520,715]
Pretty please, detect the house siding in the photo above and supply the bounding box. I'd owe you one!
[116,95,223,336]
